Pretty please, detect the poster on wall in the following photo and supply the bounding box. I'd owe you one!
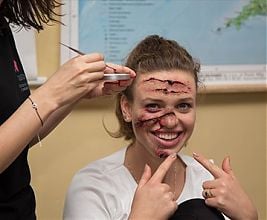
[61,0,267,92]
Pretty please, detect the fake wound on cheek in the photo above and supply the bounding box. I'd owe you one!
[142,77,192,94]
[134,110,177,129]
[134,113,175,158]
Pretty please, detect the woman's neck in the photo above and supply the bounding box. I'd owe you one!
[124,143,186,199]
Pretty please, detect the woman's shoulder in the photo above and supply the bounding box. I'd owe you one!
[64,147,134,219]
[69,147,128,187]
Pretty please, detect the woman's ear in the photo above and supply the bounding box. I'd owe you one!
[120,95,132,122]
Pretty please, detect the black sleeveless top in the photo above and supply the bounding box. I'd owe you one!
[0,16,36,219]
[169,199,225,220]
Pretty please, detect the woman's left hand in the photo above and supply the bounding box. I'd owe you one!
[193,153,258,220]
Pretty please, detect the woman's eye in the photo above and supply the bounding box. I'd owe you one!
[177,103,192,112]
[145,104,160,112]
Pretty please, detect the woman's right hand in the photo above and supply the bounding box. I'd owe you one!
[128,154,178,220]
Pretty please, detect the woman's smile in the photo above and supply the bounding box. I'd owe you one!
[152,130,184,148]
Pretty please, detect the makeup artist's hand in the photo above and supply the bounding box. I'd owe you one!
[128,154,177,220]
[38,54,135,107]
[193,153,258,220]
[39,53,106,107]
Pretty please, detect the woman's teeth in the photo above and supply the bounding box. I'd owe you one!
[156,132,179,140]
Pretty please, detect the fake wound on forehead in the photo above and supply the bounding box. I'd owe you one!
[143,77,191,94]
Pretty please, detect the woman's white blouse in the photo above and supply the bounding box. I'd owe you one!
[63,147,228,220]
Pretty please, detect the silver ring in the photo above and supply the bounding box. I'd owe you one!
[203,189,214,198]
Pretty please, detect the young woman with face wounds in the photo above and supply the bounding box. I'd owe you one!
[0,0,135,219]
[63,35,258,220]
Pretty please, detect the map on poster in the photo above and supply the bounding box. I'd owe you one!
[61,0,266,90]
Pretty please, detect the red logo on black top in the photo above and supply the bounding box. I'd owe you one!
[13,60,20,72]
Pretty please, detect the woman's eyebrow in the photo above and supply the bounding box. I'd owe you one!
[142,97,163,102]
[178,97,194,102]
[141,96,194,105]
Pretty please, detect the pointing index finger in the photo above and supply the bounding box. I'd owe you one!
[149,154,177,183]
[193,152,225,178]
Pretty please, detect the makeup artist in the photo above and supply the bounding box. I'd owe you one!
[63,35,258,220]
[0,0,135,219]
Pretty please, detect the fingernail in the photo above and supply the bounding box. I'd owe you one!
[209,159,214,164]
[193,152,199,157]
[170,153,177,159]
